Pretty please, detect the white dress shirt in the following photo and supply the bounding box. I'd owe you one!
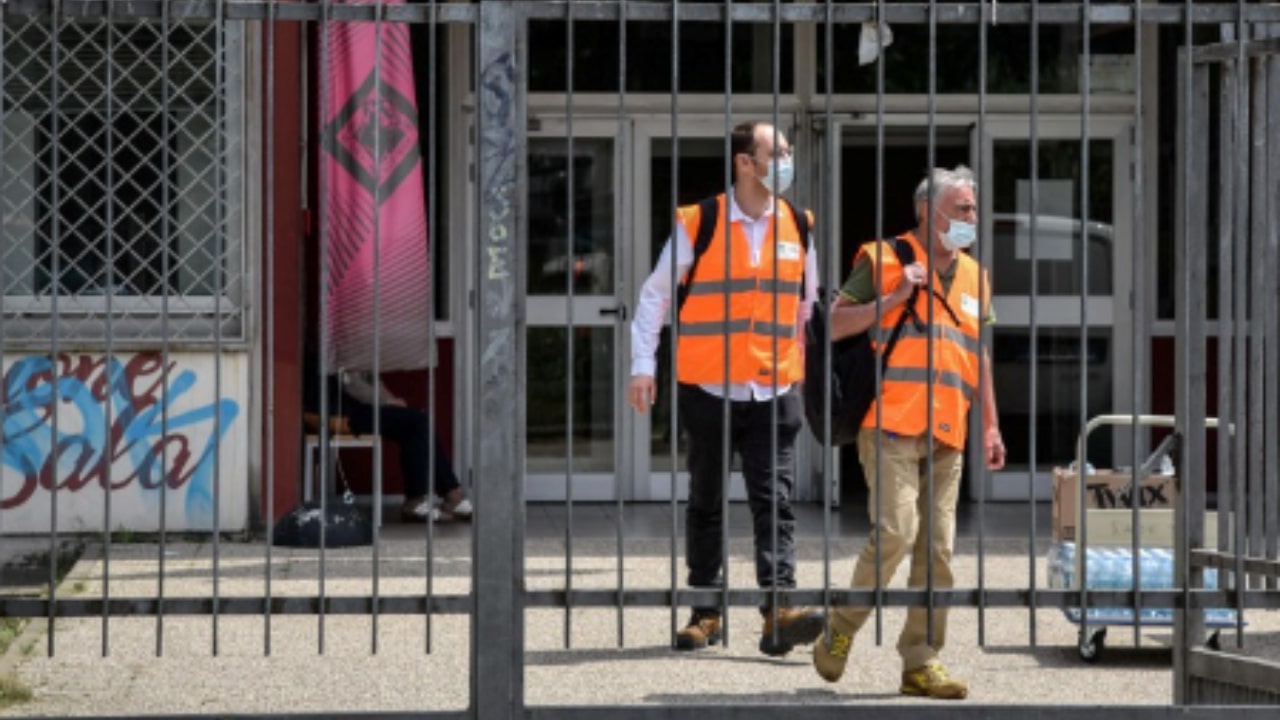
[630,192,819,401]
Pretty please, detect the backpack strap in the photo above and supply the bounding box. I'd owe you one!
[888,236,924,332]
[879,236,966,366]
[891,235,963,327]
[778,196,811,303]
[877,236,921,367]
[675,196,722,313]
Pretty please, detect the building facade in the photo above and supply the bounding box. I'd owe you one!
[0,2,1270,531]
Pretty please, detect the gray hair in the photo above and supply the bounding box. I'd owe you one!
[914,165,977,212]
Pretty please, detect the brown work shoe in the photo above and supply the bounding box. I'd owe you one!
[900,661,969,700]
[675,611,722,651]
[758,606,826,657]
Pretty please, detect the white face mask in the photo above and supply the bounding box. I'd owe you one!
[761,156,795,195]
[936,212,977,251]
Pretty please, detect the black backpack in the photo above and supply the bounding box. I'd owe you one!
[675,195,810,313]
[804,237,921,446]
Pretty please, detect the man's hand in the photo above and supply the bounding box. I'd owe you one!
[891,262,927,305]
[628,375,656,414]
[985,427,1006,470]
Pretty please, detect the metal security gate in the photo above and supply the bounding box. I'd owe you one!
[1174,18,1280,705]
[1,3,1280,720]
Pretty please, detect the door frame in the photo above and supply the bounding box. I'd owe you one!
[973,115,1137,499]
[521,117,632,502]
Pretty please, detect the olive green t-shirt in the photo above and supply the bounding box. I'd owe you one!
[838,251,997,324]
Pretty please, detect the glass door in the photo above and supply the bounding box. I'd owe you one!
[524,120,627,501]
[974,116,1135,501]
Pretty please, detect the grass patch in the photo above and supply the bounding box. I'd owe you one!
[0,674,34,709]
[0,617,27,656]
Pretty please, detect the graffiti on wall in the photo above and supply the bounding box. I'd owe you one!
[1,353,246,532]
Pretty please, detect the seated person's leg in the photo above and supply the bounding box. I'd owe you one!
[374,402,471,521]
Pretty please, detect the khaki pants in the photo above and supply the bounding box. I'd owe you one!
[830,428,964,671]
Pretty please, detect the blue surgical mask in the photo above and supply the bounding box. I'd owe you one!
[762,156,795,195]
[940,218,977,251]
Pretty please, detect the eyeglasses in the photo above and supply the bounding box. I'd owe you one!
[741,145,795,163]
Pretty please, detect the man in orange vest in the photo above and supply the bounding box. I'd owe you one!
[627,121,825,656]
[812,166,1006,699]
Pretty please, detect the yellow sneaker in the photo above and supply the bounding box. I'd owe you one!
[812,627,853,682]
[900,661,968,700]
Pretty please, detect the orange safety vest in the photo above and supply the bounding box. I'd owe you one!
[860,231,986,449]
[674,194,809,387]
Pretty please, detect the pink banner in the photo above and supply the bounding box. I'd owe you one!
[321,2,433,371]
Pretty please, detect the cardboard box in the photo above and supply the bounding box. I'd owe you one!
[1051,467,1179,543]
[1078,508,1231,548]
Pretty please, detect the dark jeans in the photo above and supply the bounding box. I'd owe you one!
[678,383,802,612]
[345,399,460,500]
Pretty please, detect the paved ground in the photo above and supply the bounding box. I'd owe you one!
[1,503,1277,716]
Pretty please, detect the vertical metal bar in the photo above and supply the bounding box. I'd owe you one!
[317,0,334,655]
[668,0,682,648]
[1266,28,1280,588]
[1130,0,1146,651]
[768,0,782,645]
[819,0,834,639]
[563,0,576,650]
[1075,0,1094,652]
[1247,38,1267,591]
[264,0,278,657]
[1216,32,1236,610]
[1265,29,1280,587]
[47,0,63,659]
[614,0,628,648]
[872,0,886,646]
[1173,39,1188,694]
[1183,59,1211,702]
[1233,6,1251,597]
[0,0,7,599]
[211,0,228,658]
[473,2,524,716]
[1027,0,1040,649]
[102,0,117,657]
[425,0,438,655]
[370,0,387,654]
[974,0,989,649]
[924,0,937,649]
[1173,30,1210,702]
[158,0,174,658]
[716,0,737,648]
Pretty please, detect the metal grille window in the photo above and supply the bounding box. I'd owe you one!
[1,15,246,344]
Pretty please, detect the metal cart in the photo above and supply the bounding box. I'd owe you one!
[1049,414,1240,663]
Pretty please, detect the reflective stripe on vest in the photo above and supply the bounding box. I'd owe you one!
[861,231,985,449]
[873,322,983,357]
[674,194,807,386]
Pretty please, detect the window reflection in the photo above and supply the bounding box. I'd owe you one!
[528,138,615,296]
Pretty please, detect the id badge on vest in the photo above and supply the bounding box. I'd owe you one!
[960,293,980,319]
[776,241,802,262]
